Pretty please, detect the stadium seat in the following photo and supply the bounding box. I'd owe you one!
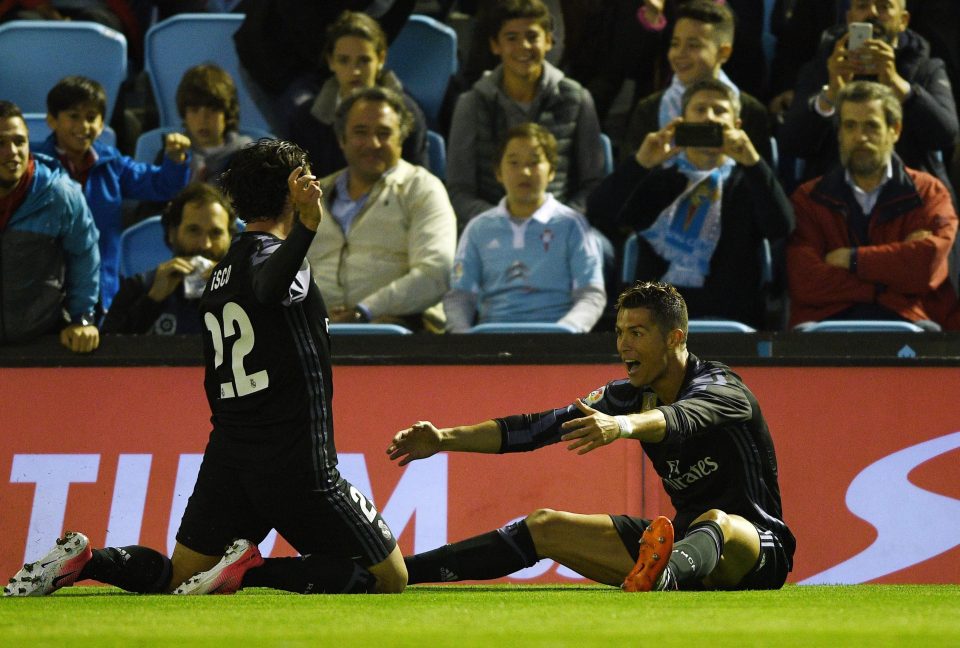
[386,14,457,130]
[144,14,272,134]
[328,323,413,335]
[688,320,756,333]
[134,126,275,164]
[797,320,925,333]
[0,20,127,120]
[468,322,577,333]
[119,216,168,278]
[600,133,614,176]
[425,130,447,180]
[24,113,116,148]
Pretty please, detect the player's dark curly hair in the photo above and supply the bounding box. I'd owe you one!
[219,139,310,223]
[616,281,688,336]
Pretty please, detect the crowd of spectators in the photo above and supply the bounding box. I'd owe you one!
[2,0,960,347]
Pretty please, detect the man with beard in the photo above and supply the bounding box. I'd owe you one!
[103,183,238,334]
[777,0,957,197]
[786,81,957,328]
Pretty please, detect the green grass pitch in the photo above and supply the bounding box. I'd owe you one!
[1,584,958,646]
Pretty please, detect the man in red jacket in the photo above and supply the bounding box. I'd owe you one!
[787,80,957,329]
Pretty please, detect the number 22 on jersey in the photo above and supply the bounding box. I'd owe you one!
[204,302,269,399]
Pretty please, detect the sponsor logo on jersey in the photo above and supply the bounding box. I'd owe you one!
[662,456,719,491]
[666,460,680,478]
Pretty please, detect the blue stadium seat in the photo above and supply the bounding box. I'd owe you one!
[328,323,413,335]
[600,133,614,176]
[0,20,127,120]
[386,14,457,130]
[119,216,168,278]
[468,322,576,333]
[24,113,116,148]
[134,126,274,164]
[688,320,756,333]
[144,14,272,134]
[425,129,447,180]
[798,320,925,333]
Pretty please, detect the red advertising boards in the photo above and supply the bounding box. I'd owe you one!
[1,365,957,585]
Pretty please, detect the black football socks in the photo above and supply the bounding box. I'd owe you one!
[662,520,724,589]
[404,519,539,584]
[241,555,377,594]
[80,546,172,593]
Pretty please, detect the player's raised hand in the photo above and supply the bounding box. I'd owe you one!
[287,166,323,231]
[387,421,442,466]
[560,399,621,455]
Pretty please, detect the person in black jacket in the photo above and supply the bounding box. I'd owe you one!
[102,183,236,335]
[388,280,795,592]
[589,78,793,328]
[777,0,958,197]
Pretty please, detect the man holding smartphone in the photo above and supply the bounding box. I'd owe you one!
[779,0,958,196]
[588,78,794,329]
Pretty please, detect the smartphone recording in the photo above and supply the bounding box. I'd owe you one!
[674,122,724,148]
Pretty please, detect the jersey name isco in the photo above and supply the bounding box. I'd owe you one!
[662,456,719,491]
[209,264,232,292]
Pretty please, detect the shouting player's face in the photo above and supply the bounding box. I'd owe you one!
[615,307,675,389]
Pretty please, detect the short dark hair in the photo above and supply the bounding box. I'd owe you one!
[616,281,688,336]
[176,64,240,134]
[219,139,310,223]
[837,80,902,127]
[495,122,558,172]
[46,76,107,117]
[489,0,553,39]
[0,100,23,120]
[681,77,741,117]
[333,86,413,142]
[324,11,388,61]
[675,0,735,46]
[161,182,238,249]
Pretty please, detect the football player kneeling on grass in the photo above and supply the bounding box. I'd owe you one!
[5,140,406,597]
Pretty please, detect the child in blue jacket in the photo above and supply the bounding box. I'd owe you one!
[35,76,192,310]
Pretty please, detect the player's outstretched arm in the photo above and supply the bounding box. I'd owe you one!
[387,420,501,466]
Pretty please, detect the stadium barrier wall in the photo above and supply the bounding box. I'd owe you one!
[2,364,958,586]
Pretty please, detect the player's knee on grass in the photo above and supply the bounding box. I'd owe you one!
[692,510,761,589]
[370,546,408,593]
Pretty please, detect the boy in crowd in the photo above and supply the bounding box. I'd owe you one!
[446,0,605,229]
[619,0,771,169]
[176,64,254,184]
[445,123,606,332]
[34,76,192,310]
